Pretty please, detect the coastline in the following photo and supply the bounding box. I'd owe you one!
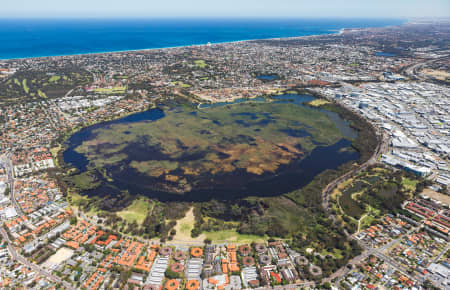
[0,31,337,61]
[0,20,405,61]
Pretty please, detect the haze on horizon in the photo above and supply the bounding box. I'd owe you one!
[3,0,450,19]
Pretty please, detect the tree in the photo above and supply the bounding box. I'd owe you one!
[423,280,439,290]
[83,244,95,253]
[191,228,201,238]
[165,269,180,279]
[119,269,131,284]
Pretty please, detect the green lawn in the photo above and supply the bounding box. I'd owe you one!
[402,177,419,191]
[93,86,127,94]
[320,248,344,259]
[117,197,153,224]
[22,79,29,94]
[49,75,61,83]
[204,230,267,244]
[171,81,191,88]
[194,60,207,68]
[360,214,376,230]
[37,89,47,98]
[68,191,89,205]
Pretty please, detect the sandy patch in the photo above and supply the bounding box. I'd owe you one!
[42,247,74,268]
[170,207,205,244]
[421,69,450,81]
[422,189,450,206]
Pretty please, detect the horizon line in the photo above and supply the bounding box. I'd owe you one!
[0,16,414,20]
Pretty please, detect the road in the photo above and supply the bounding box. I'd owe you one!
[432,243,450,264]
[333,205,450,287]
[320,129,389,284]
[321,126,387,227]
[402,56,450,82]
[1,154,74,288]
[330,224,419,285]
[0,227,75,289]
[4,153,24,216]
[356,213,368,234]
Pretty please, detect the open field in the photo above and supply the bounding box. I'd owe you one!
[49,75,61,82]
[171,81,191,88]
[173,207,196,239]
[50,145,61,166]
[193,59,207,68]
[421,188,450,206]
[117,197,153,224]
[204,230,267,244]
[0,69,92,102]
[42,247,74,268]
[71,171,100,191]
[92,86,127,94]
[170,207,206,243]
[402,177,419,191]
[421,69,450,81]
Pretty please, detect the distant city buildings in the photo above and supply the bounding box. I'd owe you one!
[0,21,448,289]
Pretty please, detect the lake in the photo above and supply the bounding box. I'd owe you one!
[63,94,360,201]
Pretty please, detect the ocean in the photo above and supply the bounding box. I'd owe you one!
[0,18,405,60]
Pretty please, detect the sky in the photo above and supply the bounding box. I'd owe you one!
[2,0,450,19]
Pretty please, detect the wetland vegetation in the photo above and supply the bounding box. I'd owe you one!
[64,94,359,201]
[60,92,381,272]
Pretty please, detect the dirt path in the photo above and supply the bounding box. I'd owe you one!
[357,213,368,234]
[169,207,205,244]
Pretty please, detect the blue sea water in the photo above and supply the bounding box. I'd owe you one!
[0,18,405,60]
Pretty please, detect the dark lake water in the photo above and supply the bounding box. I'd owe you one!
[376,52,396,57]
[256,75,280,81]
[64,94,360,201]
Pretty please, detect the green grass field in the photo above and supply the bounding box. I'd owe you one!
[49,75,61,83]
[402,177,419,191]
[194,60,207,68]
[171,81,191,88]
[204,230,267,244]
[37,89,47,98]
[22,79,29,94]
[93,86,127,94]
[117,197,153,224]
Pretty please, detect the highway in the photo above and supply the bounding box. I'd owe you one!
[402,56,450,82]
